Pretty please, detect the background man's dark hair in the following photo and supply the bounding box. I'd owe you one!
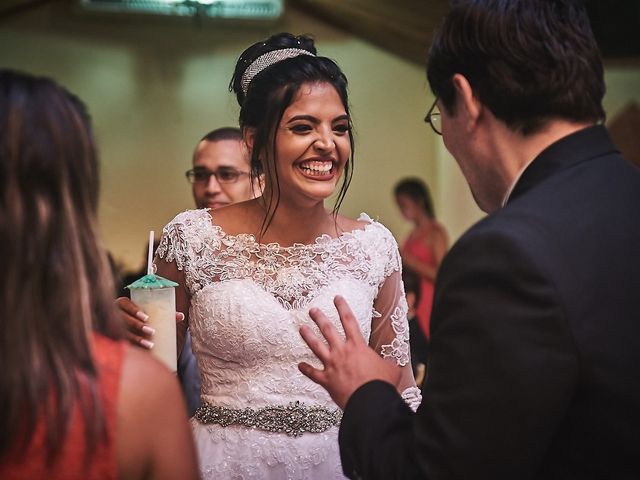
[427,0,606,135]
[200,127,242,143]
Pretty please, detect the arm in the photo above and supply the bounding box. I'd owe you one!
[153,216,193,357]
[115,216,192,352]
[117,346,199,480]
[368,268,422,410]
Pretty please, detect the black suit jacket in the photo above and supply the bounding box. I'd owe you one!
[340,126,640,479]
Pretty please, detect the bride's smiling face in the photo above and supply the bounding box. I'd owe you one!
[269,81,351,206]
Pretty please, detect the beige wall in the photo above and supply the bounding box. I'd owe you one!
[1,6,437,271]
[1,5,639,271]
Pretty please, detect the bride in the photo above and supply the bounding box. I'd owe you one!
[155,32,421,479]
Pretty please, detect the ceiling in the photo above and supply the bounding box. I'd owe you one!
[0,0,63,18]
[290,0,640,64]
[2,0,638,64]
[290,0,449,66]
[0,0,449,65]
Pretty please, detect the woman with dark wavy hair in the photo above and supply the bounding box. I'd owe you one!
[154,33,421,478]
[0,70,199,480]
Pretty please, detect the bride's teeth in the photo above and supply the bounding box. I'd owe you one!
[300,161,333,176]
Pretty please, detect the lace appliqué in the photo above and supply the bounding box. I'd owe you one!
[156,209,216,272]
[193,419,345,479]
[379,298,410,367]
[401,386,422,412]
[156,210,399,311]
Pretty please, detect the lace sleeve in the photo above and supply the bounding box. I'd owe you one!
[155,211,194,272]
[153,210,202,353]
[369,236,422,412]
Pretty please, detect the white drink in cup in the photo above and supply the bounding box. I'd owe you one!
[127,230,179,373]
[129,283,177,373]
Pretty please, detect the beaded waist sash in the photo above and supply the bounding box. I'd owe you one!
[194,401,342,437]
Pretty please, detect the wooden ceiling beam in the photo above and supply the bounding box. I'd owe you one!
[292,0,640,62]
[288,0,449,65]
[0,0,66,20]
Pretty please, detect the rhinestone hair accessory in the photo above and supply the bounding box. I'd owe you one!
[240,48,315,96]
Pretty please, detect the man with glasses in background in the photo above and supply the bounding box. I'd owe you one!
[119,127,260,416]
[187,127,258,210]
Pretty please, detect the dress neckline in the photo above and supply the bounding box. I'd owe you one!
[202,209,377,251]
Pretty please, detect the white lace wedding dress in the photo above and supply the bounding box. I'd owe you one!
[156,209,421,480]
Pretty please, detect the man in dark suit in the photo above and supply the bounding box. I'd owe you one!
[298,0,640,478]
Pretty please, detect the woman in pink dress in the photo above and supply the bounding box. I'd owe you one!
[395,178,449,340]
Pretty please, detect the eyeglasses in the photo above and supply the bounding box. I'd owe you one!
[185,167,250,184]
[424,98,442,135]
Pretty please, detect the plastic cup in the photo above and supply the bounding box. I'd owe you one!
[128,274,178,373]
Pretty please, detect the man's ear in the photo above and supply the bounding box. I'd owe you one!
[243,127,256,155]
[452,73,482,131]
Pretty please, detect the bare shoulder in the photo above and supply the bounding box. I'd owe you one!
[117,346,197,480]
[335,213,370,234]
[432,220,449,238]
[120,346,178,394]
[208,199,262,236]
[118,346,185,433]
[428,220,450,255]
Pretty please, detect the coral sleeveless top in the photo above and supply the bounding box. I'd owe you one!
[0,334,124,480]
[403,232,436,339]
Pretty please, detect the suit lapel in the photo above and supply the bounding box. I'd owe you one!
[508,125,618,205]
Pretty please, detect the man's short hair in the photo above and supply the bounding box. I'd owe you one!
[193,127,247,165]
[427,0,606,135]
[200,127,242,143]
